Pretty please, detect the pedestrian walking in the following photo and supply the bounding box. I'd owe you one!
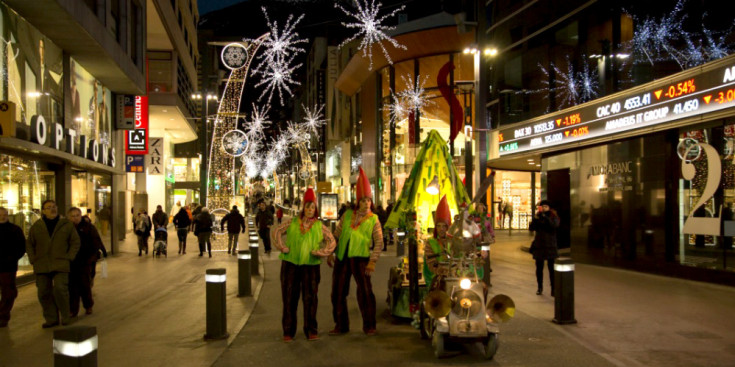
[529,200,560,296]
[173,207,191,254]
[221,205,246,255]
[152,205,168,229]
[170,201,182,224]
[26,200,81,328]
[276,206,283,224]
[255,200,273,254]
[191,204,202,232]
[194,207,213,258]
[0,207,26,328]
[328,167,383,336]
[273,188,336,342]
[98,204,111,236]
[67,207,102,317]
[134,209,152,256]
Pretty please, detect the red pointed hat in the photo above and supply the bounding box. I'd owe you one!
[356,167,372,201]
[303,188,316,204]
[435,195,452,226]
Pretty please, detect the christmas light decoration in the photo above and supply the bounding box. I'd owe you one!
[335,0,407,70]
[384,92,408,122]
[248,7,307,106]
[398,73,433,112]
[301,104,326,135]
[222,129,249,157]
[531,56,599,111]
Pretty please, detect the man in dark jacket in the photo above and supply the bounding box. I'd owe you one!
[221,205,245,255]
[173,208,191,254]
[26,200,81,328]
[194,208,213,257]
[529,200,560,296]
[0,207,26,327]
[152,205,168,229]
[190,204,202,232]
[254,200,273,254]
[67,207,103,317]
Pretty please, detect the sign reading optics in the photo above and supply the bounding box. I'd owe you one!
[498,58,735,156]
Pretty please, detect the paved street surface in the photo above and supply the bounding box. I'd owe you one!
[2,222,735,367]
[0,225,264,367]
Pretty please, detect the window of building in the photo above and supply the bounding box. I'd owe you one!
[148,51,173,93]
[71,170,112,248]
[0,3,64,126]
[131,0,143,67]
[70,58,113,146]
[0,154,56,278]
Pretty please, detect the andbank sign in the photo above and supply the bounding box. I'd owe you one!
[29,115,116,167]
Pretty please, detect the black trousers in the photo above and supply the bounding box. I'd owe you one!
[0,272,18,322]
[535,258,555,291]
[331,256,376,332]
[280,261,320,338]
[258,228,272,252]
[69,264,94,315]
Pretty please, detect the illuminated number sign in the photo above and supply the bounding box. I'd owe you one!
[498,57,735,156]
[125,96,148,155]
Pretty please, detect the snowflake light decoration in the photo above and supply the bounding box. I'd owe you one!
[336,0,407,70]
[221,43,248,70]
[222,129,249,157]
[244,103,271,140]
[253,56,302,106]
[285,120,309,145]
[398,74,433,112]
[384,92,408,122]
[533,56,599,111]
[301,104,327,135]
[625,0,687,68]
[250,7,307,74]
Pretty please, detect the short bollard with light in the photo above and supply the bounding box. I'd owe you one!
[204,268,229,340]
[238,249,252,297]
[249,237,259,276]
[53,326,98,367]
[552,257,577,325]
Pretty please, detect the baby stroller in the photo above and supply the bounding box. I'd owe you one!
[153,227,168,258]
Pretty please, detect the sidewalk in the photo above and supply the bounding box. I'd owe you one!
[0,223,265,367]
[214,228,735,367]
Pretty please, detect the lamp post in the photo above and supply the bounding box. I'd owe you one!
[192,93,218,206]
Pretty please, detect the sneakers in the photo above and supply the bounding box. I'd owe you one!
[307,333,320,341]
[283,336,293,343]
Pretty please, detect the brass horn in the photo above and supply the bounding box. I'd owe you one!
[486,294,515,322]
[423,290,451,318]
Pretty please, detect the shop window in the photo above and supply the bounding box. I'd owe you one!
[678,124,735,272]
[0,154,55,278]
[71,171,112,247]
[70,58,113,146]
[0,4,64,126]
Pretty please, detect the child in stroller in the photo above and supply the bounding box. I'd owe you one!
[153,227,168,257]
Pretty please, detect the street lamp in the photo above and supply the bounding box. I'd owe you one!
[191,92,219,206]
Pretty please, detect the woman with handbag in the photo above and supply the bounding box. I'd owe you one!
[529,200,560,296]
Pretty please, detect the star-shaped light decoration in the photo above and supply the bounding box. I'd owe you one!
[336,0,407,70]
[251,7,307,74]
[398,73,433,112]
[253,56,302,106]
[245,103,271,140]
[301,104,327,135]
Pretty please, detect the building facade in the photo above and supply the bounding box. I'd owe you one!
[0,0,146,279]
[483,0,735,284]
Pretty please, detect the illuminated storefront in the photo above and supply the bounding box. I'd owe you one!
[492,54,735,284]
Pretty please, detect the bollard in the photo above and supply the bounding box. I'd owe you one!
[552,257,577,324]
[204,268,229,340]
[53,326,98,367]
[237,250,252,297]
[249,235,260,276]
[396,230,406,257]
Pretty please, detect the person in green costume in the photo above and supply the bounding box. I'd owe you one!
[273,188,336,342]
[328,167,383,336]
[424,195,453,290]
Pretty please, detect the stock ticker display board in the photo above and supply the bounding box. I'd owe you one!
[497,58,735,156]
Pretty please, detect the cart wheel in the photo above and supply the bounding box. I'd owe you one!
[419,303,431,340]
[484,333,499,360]
[433,332,447,358]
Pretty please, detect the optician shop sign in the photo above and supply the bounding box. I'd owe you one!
[29,115,116,167]
[498,56,735,156]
